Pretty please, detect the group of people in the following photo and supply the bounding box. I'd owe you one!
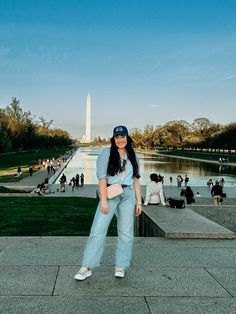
[69,173,84,191]
[143,173,195,206]
[219,157,229,163]
[155,174,190,187]
[59,173,85,192]
[143,174,227,207]
[38,158,57,169]
[207,178,225,188]
[176,174,189,188]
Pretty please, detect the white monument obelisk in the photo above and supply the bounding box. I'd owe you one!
[85,93,91,143]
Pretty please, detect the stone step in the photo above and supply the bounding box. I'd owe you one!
[140,206,235,239]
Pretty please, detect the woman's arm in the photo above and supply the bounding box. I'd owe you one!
[99,178,109,214]
[133,177,142,216]
[96,148,110,214]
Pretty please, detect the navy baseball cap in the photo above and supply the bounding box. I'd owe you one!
[113,125,128,137]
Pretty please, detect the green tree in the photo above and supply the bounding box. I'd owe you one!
[0,123,12,153]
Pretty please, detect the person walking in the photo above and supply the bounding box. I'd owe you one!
[75,173,80,187]
[184,175,189,187]
[211,180,223,205]
[16,166,22,178]
[177,175,183,188]
[80,173,84,186]
[74,125,142,280]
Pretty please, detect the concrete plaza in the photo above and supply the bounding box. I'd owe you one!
[0,236,236,314]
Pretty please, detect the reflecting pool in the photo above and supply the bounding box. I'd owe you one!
[55,147,236,187]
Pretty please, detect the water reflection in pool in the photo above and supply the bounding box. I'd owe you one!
[55,147,236,187]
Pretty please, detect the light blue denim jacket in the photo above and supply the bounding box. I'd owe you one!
[96,147,138,186]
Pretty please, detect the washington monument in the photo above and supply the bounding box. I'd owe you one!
[85,93,91,143]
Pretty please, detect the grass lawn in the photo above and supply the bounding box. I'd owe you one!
[158,150,236,162]
[0,197,117,236]
[0,148,67,183]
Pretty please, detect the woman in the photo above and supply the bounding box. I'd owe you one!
[74,125,142,280]
[184,186,195,204]
[144,173,166,206]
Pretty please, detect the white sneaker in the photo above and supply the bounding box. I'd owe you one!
[74,267,92,281]
[115,267,125,278]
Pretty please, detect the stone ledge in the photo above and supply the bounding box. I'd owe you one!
[138,206,235,239]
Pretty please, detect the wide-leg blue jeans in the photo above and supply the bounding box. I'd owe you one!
[82,186,136,268]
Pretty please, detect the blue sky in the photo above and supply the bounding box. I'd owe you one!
[0,0,236,138]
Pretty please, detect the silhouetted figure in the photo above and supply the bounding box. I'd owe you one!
[80,173,84,186]
[184,186,195,204]
[47,165,50,175]
[184,175,189,187]
[70,177,76,191]
[75,174,80,187]
[211,180,223,205]
[29,166,33,176]
[35,184,44,196]
[207,178,213,187]
[15,166,22,178]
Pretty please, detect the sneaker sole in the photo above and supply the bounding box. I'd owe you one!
[115,271,125,278]
[74,271,92,281]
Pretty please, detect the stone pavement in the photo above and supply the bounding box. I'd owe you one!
[0,236,236,314]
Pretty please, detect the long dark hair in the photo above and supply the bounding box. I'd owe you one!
[150,173,158,183]
[107,135,140,178]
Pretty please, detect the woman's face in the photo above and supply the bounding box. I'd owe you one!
[114,135,127,149]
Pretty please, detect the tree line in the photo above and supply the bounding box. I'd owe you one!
[0,98,72,153]
[129,118,236,151]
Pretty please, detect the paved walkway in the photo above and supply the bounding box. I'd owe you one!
[0,236,236,314]
[0,150,75,188]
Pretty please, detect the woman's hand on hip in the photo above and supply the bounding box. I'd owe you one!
[101,200,109,214]
[135,204,142,216]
